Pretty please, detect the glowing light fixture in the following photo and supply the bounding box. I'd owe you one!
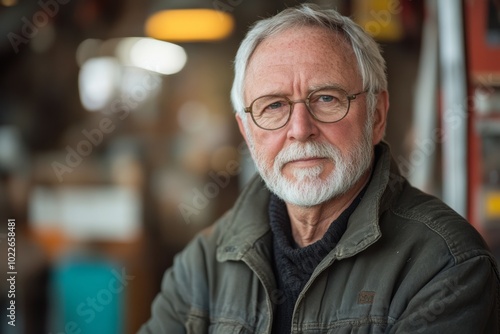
[1,0,17,6]
[116,37,187,75]
[79,57,121,111]
[145,8,234,42]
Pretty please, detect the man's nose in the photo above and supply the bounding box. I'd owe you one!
[286,101,319,141]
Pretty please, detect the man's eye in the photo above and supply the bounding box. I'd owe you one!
[266,101,286,110]
[318,95,336,103]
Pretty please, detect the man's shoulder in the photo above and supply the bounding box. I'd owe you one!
[193,209,235,249]
[182,174,271,259]
[386,182,490,263]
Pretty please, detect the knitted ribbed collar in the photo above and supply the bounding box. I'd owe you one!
[269,186,366,276]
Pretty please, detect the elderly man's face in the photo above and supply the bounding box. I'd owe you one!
[237,26,386,206]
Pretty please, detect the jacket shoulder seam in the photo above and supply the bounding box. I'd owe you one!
[390,205,493,265]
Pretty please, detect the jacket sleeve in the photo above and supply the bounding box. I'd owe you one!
[387,254,500,333]
[137,234,211,334]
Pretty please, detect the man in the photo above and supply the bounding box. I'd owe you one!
[139,4,499,333]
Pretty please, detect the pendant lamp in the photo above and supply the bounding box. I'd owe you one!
[145,0,235,42]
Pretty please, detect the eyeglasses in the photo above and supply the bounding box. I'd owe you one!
[244,86,367,130]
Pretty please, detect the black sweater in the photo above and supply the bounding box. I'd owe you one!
[269,189,364,333]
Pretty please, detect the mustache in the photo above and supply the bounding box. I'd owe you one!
[274,141,340,169]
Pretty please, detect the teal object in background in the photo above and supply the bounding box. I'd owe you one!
[49,257,125,334]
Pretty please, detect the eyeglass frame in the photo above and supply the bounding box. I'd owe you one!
[243,86,368,130]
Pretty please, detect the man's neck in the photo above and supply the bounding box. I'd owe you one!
[285,168,372,248]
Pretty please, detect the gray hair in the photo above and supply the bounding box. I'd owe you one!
[230,3,387,120]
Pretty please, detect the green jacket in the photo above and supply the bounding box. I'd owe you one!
[139,143,500,333]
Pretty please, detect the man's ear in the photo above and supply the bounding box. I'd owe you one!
[235,114,249,143]
[371,90,389,145]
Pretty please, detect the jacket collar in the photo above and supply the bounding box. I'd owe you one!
[332,142,399,259]
[216,174,272,262]
[216,141,402,262]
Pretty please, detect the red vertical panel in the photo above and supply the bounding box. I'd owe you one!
[464,0,500,235]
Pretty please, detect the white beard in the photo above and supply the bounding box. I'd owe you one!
[246,121,374,207]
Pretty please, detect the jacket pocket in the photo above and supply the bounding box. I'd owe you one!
[208,322,253,334]
[324,323,387,334]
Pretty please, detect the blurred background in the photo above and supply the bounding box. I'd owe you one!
[0,0,499,333]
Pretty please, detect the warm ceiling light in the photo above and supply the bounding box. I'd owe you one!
[145,9,234,42]
[1,0,17,7]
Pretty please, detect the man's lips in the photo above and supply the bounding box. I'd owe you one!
[285,157,327,167]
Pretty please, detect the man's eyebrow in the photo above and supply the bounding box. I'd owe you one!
[309,83,348,91]
[251,83,350,100]
[251,89,290,99]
